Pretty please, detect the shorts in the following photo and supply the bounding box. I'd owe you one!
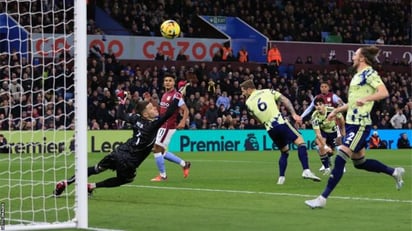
[321,130,338,148]
[267,121,301,149]
[342,124,371,152]
[97,150,137,180]
[155,127,176,149]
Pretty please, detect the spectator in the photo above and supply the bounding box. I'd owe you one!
[237,47,248,63]
[212,50,222,61]
[267,45,282,66]
[216,91,231,110]
[376,34,385,45]
[305,56,313,64]
[390,109,407,128]
[397,133,411,149]
[0,134,9,153]
[205,101,218,126]
[154,51,165,61]
[368,131,386,149]
[221,44,233,61]
[176,50,188,61]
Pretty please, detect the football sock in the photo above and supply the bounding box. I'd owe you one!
[297,144,309,170]
[164,151,185,167]
[67,165,100,186]
[352,157,394,175]
[67,175,75,185]
[89,183,96,189]
[320,155,330,168]
[278,152,289,177]
[314,145,320,155]
[321,151,347,198]
[154,152,166,177]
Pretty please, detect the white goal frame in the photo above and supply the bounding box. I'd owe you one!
[2,0,88,230]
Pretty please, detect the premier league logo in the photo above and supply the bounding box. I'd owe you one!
[244,133,259,150]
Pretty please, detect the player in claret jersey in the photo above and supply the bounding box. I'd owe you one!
[300,81,344,120]
[151,73,191,182]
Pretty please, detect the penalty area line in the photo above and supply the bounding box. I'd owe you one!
[126,184,412,204]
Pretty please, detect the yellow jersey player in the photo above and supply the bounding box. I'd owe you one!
[240,79,320,185]
[305,46,405,209]
[311,97,345,174]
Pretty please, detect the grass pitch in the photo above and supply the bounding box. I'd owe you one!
[1,149,411,231]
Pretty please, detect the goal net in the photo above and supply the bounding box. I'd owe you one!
[0,0,88,230]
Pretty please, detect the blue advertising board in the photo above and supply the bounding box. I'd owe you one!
[168,129,412,152]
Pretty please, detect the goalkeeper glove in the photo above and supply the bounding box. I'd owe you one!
[178,80,191,96]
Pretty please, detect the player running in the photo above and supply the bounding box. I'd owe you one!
[305,46,405,209]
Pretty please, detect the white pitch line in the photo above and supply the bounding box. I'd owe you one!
[125,184,412,204]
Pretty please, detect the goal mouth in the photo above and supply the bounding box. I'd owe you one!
[0,0,88,230]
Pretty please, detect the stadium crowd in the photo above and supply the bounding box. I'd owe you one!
[94,0,411,45]
[83,53,412,131]
[0,0,410,133]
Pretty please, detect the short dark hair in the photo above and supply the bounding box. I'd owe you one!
[163,72,176,80]
[136,101,150,115]
[240,79,255,90]
[314,97,325,105]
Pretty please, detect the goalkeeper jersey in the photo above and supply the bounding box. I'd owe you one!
[114,97,179,165]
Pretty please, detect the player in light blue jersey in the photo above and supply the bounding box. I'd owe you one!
[240,79,320,185]
[305,46,405,209]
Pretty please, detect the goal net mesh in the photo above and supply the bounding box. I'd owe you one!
[0,0,83,230]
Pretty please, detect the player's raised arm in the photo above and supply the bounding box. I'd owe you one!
[280,95,302,123]
[327,104,348,121]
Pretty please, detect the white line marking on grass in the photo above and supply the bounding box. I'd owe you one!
[126,185,412,204]
[86,227,124,231]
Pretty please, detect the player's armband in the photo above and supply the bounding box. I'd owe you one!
[173,92,182,101]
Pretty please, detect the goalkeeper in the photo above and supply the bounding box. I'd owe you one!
[53,84,189,196]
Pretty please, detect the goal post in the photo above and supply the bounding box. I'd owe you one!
[74,0,88,228]
[0,0,88,230]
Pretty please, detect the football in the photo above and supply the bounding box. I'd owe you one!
[160,19,181,39]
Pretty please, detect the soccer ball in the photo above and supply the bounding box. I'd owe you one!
[160,20,181,39]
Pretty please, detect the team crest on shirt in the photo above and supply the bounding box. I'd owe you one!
[327,97,331,103]
[167,96,171,101]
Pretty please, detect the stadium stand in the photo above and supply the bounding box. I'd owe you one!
[92,0,411,45]
[0,0,410,131]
